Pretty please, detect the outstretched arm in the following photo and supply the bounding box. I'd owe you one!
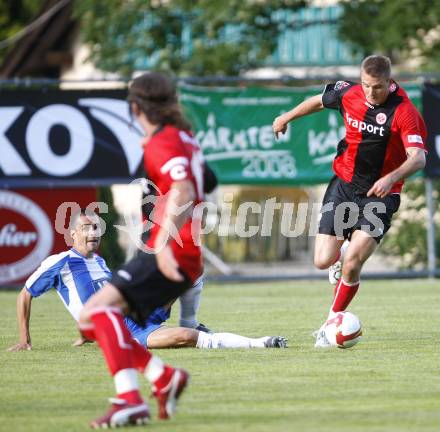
[272,94,324,138]
[367,148,426,198]
[7,288,33,351]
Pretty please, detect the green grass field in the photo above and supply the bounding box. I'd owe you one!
[1,280,439,432]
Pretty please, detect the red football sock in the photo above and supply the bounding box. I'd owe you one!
[131,339,168,389]
[79,318,153,372]
[78,324,96,341]
[152,365,174,389]
[131,339,153,373]
[117,390,143,405]
[331,278,359,313]
[90,308,143,404]
[90,308,135,375]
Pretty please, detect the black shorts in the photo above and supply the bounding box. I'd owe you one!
[318,176,401,243]
[110,252,192,326]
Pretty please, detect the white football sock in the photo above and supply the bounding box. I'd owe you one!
[179,276,204,328]
[144,355,165,383]
[327,310,338,321]
[114,368,139,394]
[196,332,268,349]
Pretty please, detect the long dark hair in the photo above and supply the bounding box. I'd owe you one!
[127,72,191,131]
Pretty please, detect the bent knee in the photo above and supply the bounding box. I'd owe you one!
[314,247,340,270]
[314,258,330,270]
[175,328,198,346]
[314,254,337,270]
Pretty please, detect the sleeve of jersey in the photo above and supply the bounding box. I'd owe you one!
[322,81,354,110]
[146,140,192,191]
[321,83,341,109]
[397,103,428,152]
[24,253,67,297]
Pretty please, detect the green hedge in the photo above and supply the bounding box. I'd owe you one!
[381,179,440,270]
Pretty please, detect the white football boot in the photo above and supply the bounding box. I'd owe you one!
[328,241,349,285]
[313,323,332,348]
[328,260,342,285]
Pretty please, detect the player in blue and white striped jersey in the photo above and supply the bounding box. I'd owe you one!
[7,210,111,351]
[25,248,111,322]
[7,209,287,352]
[7,210,167,351]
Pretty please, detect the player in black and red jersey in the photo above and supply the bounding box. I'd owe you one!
[77,72,203,427]
[272,55,427,347]
[138,159,217,335]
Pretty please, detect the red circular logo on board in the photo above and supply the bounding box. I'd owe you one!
[0,191,53,284]
[0,209,38,265]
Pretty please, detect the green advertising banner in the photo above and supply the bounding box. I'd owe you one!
[180,83,421,185]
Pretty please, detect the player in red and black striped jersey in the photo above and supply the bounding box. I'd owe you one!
[137,155,218,336]
[273,55,427,347]
[77,73,198,427]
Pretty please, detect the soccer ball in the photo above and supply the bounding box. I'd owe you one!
[324,311,362,349]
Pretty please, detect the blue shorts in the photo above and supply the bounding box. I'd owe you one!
[124,307,171,347]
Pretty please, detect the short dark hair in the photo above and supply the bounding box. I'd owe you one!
[127,72,191,131]
[69,208,97,230]
[361,55,391,80]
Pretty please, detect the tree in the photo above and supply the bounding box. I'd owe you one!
[338,0,440,70]
[379,179,440,270]
[338,1,440,271]
[0,0,41,64]
[75,0,305,77]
